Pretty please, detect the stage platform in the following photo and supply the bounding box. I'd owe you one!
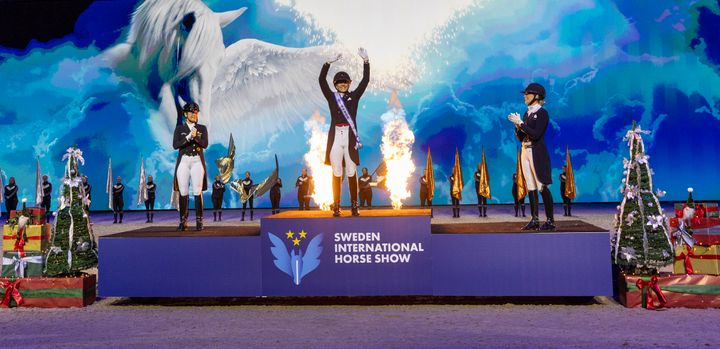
[98,209,613,298]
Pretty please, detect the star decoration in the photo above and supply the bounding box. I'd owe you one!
[292,238,301,246]
[299,230,307,239]
[285,230,294,239]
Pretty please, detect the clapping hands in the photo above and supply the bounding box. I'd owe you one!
[507,112,522,126]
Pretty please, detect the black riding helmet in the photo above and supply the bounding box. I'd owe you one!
[333,71,352,84]
[521,83,546,100]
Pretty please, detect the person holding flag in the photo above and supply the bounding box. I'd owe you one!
[112,176,125,224]
[475,147,491,217]
[561,147,577,216]
[450,148,463,218]
[318,47,370,217]
[41,175,52,221]
[145,176,156,223]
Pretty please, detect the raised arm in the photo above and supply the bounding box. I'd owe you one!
[318,63,333,99]
[354,61,370,98]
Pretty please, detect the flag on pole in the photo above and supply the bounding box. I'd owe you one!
[514,147,527,200]
[34,158,43,206]
[425,147,434,201]
[564,145,577,200]
[106,158,113,210]
[477,146,491,199]
[136,157,148,207]
[215,133,235,184]
[451,147,463,200]
[371,160,387,189]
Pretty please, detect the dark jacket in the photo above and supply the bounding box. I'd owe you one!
[212,181,225,200]
[172,123,209,191]
[515,107,552,185]
[146,182,156,200]
[319,61,370,166]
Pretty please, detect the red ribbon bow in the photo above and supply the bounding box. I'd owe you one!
[1,280,24,308]
[675,248,695,274]
[13,226,27,258]
[635,276,667,310]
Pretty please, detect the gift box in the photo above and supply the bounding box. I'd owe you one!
[2,224,50,253]
[0,274,96,308]
[618,273,720,309]
[9,207,47,225]
[1,251,44,278]
[672,203,720,229]
[674,245,720,275]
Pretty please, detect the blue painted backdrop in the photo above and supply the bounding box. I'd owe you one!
[1,0,719,210]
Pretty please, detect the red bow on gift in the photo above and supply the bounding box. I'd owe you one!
[636,276,667,310]
[1,280,24,308]
[13,226,27,258]
[675,248,695,274]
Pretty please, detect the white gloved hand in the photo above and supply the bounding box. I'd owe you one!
[358,47,369,61]
[327,54,342,64]
[507,112,523,125]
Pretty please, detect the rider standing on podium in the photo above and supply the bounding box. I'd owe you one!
[507,83,555,231]
[318,48,370,217]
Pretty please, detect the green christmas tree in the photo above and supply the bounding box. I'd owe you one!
[45,146,98,276]
[611,122,673,274]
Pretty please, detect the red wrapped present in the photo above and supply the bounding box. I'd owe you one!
[9,207,47,225]
[0,274,96,308]
[618,273,720,309]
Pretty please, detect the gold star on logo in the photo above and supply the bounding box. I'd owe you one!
[299,230,307,239]
[285,230,294,239]
[292,238,301,246]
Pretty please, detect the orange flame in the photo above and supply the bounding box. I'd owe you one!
[380,91,416,209]
[303,112,334,211]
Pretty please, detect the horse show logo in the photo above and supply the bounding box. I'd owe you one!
[268,230,323,285]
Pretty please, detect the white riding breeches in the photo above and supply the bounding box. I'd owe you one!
[177,155,204,196]
[521,143,543,192]
[330,125,357,178]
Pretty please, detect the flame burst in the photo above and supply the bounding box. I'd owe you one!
[380,92,416,209]
[304,112,334,211]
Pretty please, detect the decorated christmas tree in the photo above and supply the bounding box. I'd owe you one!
[44,147,98,276]
[612,122,673,274]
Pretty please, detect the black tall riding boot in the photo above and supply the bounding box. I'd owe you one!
[482,205,487,217]
[150,213,154,223]
[568,205,572,217]
[113,213,117,224]
[540,187,555,231]
[332,176,342,217]
[213,211,217,221]
[521,204,526,217]
[514,204,519,217]
[478,206,482,217]
[195,195,204,231]
[349,175,359,216]
[522,191,540,230]
[218,211,222,221]
[177,195,189,231]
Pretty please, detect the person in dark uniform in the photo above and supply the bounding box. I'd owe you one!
[241,171,254,221]
[270,177,282,215]
[144,175,156,223]
[41,175,52,219]
[474,164,487,217]
[419,174,433,218]
[82,176,91,211]
[319,48,370,217]
[512,173,526,217]
[295,169,311,210]
[450,174,460,218]
[359,167,373,209]
[508,83,555,231]
[560,165,572,216]
[4,177,18,218]
[112,176,124,224]
[173,102,209,231]
[211,175,225,221]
